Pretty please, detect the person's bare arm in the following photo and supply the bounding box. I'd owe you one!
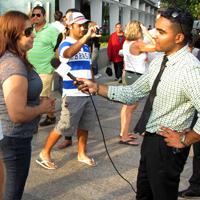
[3,75,56,123]
[91,66,95,82]
[130,42,156,55]
[141,24,156,45]
[63,34,91,58]
[76,78,109,98]
[63,26,100,58]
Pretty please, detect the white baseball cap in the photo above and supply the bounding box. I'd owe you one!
[67,12,89,25]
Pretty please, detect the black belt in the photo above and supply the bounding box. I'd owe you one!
[145,132,157,137]
[125,70,142,76]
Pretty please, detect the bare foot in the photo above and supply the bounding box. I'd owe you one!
[129,134,137,139]
[119,133,137,139]
[39,150,57,169]
[78,155,98,166]
[58,140,72,149]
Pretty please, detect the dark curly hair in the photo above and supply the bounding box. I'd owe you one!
[160,7,193,44]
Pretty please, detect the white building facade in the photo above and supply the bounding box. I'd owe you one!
[59,0,159,34]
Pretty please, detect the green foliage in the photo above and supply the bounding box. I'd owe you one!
[160,0,190,9]
[99,35,110,43]
[100,42,108,48]
[160,0,200,19]
[188,0,200,19]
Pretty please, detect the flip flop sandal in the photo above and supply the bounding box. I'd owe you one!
[78,158,98,167]
[36,158,57,170]
[119,139,139,146]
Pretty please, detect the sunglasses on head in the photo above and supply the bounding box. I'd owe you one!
[32,13,41,17]
[21,26,33,37]
[171,10,184,35]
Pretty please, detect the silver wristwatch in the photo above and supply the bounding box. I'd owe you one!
[180,135,190,147]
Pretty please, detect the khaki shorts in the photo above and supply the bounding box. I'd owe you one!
[54,96,97,137]
[122,70,142,86]
[39,73,56,97]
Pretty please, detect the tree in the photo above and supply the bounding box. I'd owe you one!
[160,0,190,9]
[160,0,200,19]
[188,0,200,19]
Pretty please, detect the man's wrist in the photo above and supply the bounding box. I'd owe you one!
[96,83,99,95]
[180,134,190,147]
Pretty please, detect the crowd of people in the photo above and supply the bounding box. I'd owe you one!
[0,5,200,200]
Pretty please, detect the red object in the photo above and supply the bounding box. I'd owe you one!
[107,32,125,63]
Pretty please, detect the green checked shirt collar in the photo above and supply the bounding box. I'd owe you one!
[108,45,200,134]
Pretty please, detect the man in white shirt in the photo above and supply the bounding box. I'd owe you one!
[51,10,65,32]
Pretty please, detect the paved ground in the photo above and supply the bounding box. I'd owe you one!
[22,67,197,200]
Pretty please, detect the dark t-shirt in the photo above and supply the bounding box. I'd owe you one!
[0,51,43,138]
[54,32,63,51]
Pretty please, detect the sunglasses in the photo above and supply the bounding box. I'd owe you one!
[172,10,184,35]
[21,26,33,37]
[32,13,41,17]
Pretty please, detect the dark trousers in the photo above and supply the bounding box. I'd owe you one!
[0,136,32,200]
[114,61,123,79]
[92,63,98,75]
[189,141,200,194]
[136,134,190,200]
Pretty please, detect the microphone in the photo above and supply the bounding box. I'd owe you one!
[50,58,83,85]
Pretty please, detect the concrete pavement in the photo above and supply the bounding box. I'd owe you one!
[22,67,196,200]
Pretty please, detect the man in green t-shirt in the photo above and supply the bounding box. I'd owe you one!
[28,6,59,127]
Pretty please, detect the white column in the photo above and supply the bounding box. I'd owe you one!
[90,0,102,26]
[131,10,139,21]
[121,0,131,6]
[109,3,120,34]
[139,3,145,11]
[122,7,131,29]
[132,0,139,9]
[46,2,50,22]
[146,6,150,13]
[139,12,145,24]
[145,14,150,27]
[151,15,155,28]
[59,0,75,17]
[28,2,32,13]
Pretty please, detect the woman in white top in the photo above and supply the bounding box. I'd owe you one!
[119,20,156,146]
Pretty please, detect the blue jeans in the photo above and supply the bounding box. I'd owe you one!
[0,136,32,200]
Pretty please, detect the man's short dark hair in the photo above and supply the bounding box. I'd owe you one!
[160,7,193,44]
[33,6,46,15]
[65,8,79,16]
[54,10,63,21]
[115,23,121,27]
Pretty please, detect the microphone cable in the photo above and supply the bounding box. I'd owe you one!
[87,90,137,194]
[50,58,137,193]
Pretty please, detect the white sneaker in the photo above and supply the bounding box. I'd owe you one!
[94,75,100,79]
[97,74,102,77]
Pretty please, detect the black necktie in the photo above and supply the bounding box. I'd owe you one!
[134,55,168,134]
